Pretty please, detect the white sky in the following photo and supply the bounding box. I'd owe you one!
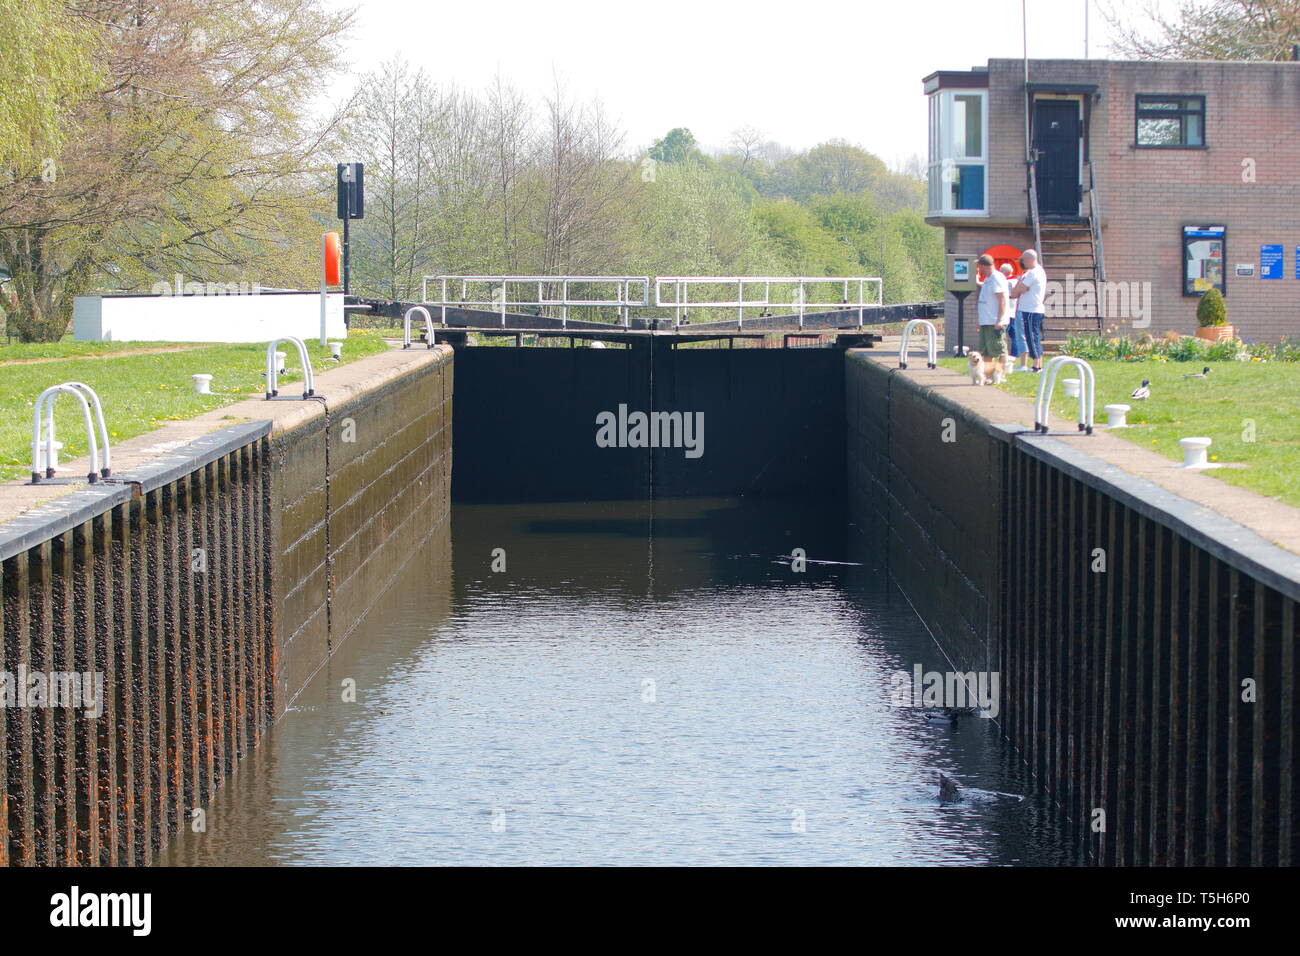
[327,0,1174,166]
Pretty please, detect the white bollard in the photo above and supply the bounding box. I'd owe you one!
[1179,436,1213,468]
[39,440,65,472]
[328,341,343,360]
[275,350,287,374]
[1104,404,1131,428]
[1062,377,1081,398]
[192,373,213,395]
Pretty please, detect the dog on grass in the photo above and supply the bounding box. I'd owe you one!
[967,350,1006,386]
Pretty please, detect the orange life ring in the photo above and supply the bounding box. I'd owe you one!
[323,232,342,286]
[977,243,1023,283]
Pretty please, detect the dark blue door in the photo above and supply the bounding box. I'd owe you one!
[1033,100,1081,217]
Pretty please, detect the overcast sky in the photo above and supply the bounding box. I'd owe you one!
[328,0,1176,166]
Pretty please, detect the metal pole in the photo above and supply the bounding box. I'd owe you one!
[1085,0,1090,58]
[342,194,351,295]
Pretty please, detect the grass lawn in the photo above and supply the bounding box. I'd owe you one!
[937,357,1300,509]
[0,331,391,482]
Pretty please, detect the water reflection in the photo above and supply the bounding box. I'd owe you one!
[161,498,1077,866]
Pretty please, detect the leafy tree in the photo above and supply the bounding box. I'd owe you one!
[0,0,354,341]
[649,128,702,165]
[0,0,98,171]
[1105,0,1300,60]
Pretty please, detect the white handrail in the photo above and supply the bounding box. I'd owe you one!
[403,306,434,349]
[1034,356,1095,434]
[60,381,112,477]
[265,336,315,399]
[31,384,103,484]
[898,319,938,369]
[654,276,883,328]
[423,275,651,328]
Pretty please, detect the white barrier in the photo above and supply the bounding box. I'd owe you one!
[74,292,347,343]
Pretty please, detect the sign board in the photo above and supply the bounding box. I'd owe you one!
[1235,263,1255,278]
[945,254,978,293]
[336,162,365,220]
[1182,225,1225,296]
[1260,244,1284,279]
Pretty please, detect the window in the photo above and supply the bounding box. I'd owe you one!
[1136,95,1206,147]
[927,89,988,216]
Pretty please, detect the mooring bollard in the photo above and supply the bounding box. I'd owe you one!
[328,341,343,360]
[1179,436,1213,468]
[1062,377,1081,398]
[275,350,287,374]
[192,373,213,395]
[1105,404,1131,428]
[38,439,64,473]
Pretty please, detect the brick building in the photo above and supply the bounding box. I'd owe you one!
[923,58,1300,347]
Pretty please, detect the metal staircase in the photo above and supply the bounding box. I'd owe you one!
[1031,162,1107,347]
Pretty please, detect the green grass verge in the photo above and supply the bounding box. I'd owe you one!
[937,357,1300,508]
[0,331,391,482]
[0,339,207,362]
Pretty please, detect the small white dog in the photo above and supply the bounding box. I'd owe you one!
[967,350,1006,386]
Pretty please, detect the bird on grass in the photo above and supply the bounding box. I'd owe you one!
[1131,379,1151,400]
[1184,365,1212,380]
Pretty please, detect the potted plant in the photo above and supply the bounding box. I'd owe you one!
[1195,287,1235,342]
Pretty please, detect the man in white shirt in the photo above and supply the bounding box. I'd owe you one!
[975,253,1008,361]
[999,262,1027,372]
[1009,249,1047,371]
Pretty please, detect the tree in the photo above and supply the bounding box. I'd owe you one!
[649,128,702,165]
[0,0,355,341]
[0,0,98,172]
[534,81,634,277]
[1105,0,1300,60]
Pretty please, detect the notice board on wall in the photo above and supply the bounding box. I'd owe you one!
[1261,244,1284,279]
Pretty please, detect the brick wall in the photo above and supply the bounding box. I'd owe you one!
[937,58,1300,344]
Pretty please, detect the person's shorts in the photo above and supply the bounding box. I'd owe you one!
[978,325,1007,358]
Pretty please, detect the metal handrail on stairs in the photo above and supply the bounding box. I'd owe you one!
[1088,162,1105,282]
[1028,163,1043,262]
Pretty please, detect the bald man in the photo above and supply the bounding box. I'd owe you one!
[1009,250,1047,371]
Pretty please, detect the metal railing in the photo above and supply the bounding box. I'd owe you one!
[422,275,651,327]
[30,382,112,484]
[898,319,938,369]
[1034,355,1095,434]
[1027,164,1043,265]
[403,306,434,349]
[654,276,883,328]
[265,336,315,399]
[1088,162,1106,282]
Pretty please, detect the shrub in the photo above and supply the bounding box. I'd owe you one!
[1203,337,1247,362]
[1196,287,1228,327]
[1060,333,1114,361]
[1165,335,1207,362]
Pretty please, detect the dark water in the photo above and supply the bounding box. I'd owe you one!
[161,498,1077,866]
